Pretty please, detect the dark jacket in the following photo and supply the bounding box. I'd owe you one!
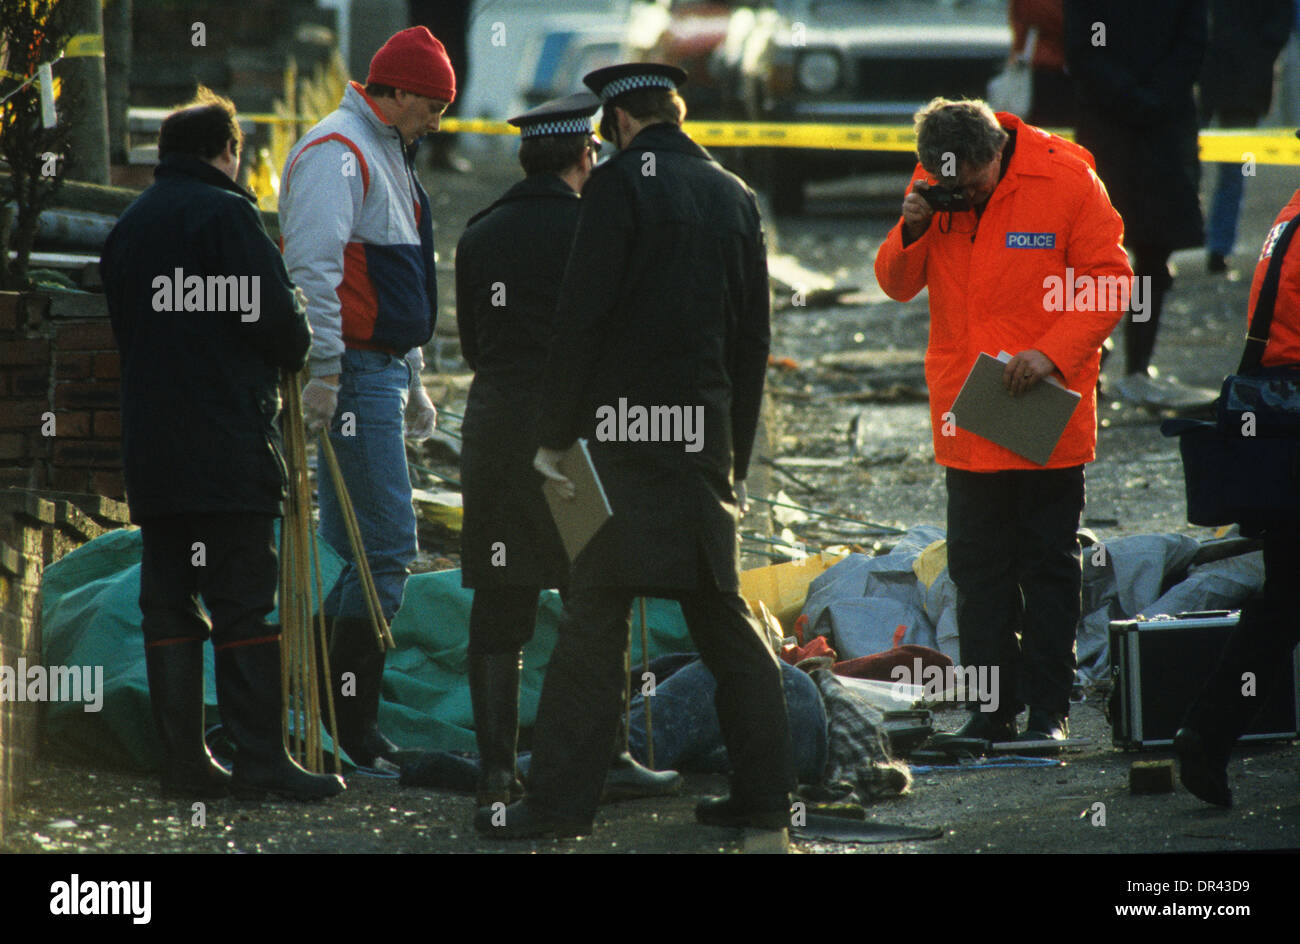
[455,173,578,588]
[535,122,771,593]
[1065,0,1206,250]
[1200,0,1293,122]
[101,154,310,522]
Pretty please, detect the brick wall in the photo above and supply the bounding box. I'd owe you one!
[0,292,124,499]
[0,490,130,844]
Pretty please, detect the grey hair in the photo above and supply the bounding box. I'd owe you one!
[914,97,1008,180]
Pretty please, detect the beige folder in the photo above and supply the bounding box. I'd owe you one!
[949,352,1081,465]
[542,439,613,562]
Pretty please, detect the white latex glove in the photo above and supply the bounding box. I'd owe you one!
[406,383,437,442]
[302,378,339,435]
[534,446,575,500]
[735,479,749,515]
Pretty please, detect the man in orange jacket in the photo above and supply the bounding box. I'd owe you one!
[874,98,1131,745]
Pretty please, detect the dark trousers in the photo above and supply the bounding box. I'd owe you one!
[526,580,796,821]
[467,583,568,657]
[946,466,1085,717]
[1187,530,1300,748]
[1124,245,1175,376]
[468,587,543,657]
[138,513,278,649]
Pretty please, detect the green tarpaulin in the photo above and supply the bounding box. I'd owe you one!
[38,528,694,770]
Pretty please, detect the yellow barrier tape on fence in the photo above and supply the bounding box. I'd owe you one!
[64,34,105,57]
[243,114,1300,166]
[686,120,920,152]
[1195,129,1300,165]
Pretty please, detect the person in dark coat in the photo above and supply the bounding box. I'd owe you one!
[101,87,343,802]
[474,64,796,840]
[456,92,680,807]
[1200,0,1294,273]
[1065,0,1209,409]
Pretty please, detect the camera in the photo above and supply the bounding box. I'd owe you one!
[917,183,971,213]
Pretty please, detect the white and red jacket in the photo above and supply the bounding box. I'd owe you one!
[280,81,437,377]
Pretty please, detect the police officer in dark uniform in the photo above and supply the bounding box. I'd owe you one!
[475,64,796,839]
[456,93,682,808]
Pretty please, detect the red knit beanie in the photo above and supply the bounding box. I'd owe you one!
[367,26,456,102]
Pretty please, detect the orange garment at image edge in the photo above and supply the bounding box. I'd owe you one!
[1247,191,1300,367]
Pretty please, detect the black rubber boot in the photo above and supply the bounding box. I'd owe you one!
[144,638,231,798]
[695,792,791,830]
[329,616,400,768]
[215,639,345,801]
[468,650,525,807]
[601,693,683,803]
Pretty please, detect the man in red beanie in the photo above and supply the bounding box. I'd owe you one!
[279,26,454,770]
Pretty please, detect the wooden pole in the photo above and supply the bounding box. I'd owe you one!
[317,434,395,650]
[639,598,654,770]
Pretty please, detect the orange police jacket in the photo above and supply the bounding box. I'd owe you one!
[1247,191,1300,368]
[874,113,1132,471]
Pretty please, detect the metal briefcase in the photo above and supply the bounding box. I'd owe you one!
[1110,611,1300,749]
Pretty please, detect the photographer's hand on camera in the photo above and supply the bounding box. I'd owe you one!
[902,184,936,241]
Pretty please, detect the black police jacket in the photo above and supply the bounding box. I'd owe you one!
[455,173,577,588]
[536,122,771,592]
[100,154,310,521]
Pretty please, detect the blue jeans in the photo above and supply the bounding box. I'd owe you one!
[318,349,415,621]
[1207,161,1246,257]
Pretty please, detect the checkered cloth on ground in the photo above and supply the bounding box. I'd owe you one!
[810,669,912,800]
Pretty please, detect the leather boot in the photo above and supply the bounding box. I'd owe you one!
[601,692,682,803]
[468,650,525,807]
[214,638,345,801]
[695,793,790,830]
[1175,600,1287,808]
[144,638,231,798]
[1173,727,1232,807]
[931,707,1019,744]
[1019,708,1069,742]
[329,616,400,767]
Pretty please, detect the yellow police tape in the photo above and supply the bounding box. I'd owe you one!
[239,113,1300,166]
[64,34,105,58]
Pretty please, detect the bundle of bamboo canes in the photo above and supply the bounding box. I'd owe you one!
[278,371,397,774]
[279,373,339,773]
